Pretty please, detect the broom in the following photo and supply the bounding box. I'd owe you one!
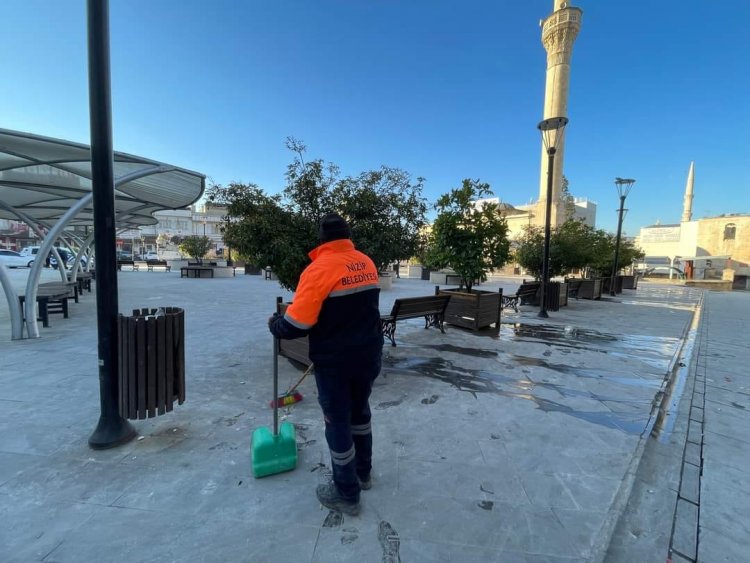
[269,362,314,408]
[251,337,297,478]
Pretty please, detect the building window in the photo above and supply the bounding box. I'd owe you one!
[724,223,736,240]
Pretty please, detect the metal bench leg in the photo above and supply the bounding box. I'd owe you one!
[381,320,397,347]
[39,298,49,328]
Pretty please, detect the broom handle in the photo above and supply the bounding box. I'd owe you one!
[287,363,314,395]
[273,336,279,436]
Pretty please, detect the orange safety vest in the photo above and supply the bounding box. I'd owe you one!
[285,239,380,330]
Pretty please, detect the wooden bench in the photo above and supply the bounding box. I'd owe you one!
[18,286,72,327]
[68,272,92,294]
[40,281,79,303]
[501,282,540,312]
[380,294,452,347]
[147,260,172,272]
[180,266,214,278]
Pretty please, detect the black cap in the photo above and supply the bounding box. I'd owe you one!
[319,213,351,243]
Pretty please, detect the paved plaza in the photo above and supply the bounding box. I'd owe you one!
[0,269,748,562]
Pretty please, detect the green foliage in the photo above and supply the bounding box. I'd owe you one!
[207,140,428,291]
[586,232,645,277]
[425,179,510,292]
[179,236,212,260]
[560,175,576,221]
[332,168,427,272]
[514,226,544,280]
[514,220,645,279]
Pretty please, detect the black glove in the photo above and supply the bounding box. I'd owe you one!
[268,312,281,331]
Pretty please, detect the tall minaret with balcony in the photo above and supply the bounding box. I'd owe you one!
[537,0,582,227]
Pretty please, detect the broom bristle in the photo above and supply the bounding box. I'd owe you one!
[269,391,304,408]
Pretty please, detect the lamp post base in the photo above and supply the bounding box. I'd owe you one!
[537,310,549,319]
[88,415,137,450]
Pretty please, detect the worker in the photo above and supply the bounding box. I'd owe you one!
[268,213,383,515]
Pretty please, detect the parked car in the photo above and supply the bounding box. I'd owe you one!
[0,249,29,268]
[143,251,159,261]
[49,249,89,270]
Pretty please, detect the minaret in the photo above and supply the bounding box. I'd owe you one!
[538,0,583,226]
[681,161,695,223]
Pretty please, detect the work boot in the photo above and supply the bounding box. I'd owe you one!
[358,474,372,490]
[316,483,360,516]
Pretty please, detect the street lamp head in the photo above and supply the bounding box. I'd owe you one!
[614,177,636,198]
[537,116,569,153]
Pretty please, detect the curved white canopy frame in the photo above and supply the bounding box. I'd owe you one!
[0,128,205,339]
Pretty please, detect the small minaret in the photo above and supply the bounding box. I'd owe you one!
[537,0,583,227]
[681,161,695,223]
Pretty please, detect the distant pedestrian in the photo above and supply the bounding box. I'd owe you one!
[268,213,383,515]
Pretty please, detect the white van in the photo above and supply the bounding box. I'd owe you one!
[19,246,40,267]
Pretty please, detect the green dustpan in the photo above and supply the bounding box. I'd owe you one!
[252,337,297,478]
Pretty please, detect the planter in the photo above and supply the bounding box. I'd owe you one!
[429,270,461,285]
[548,281,568,310]
[621,275,637,289]
[529,282,568,311]
[212,267,234,278]
[578,279,603,300]
[244,264,262,275]
[276,298,311,366]
[408,265,423,279]
[379,272,393,291]
[435,286,503,331]
[420,267,433,281]
[601,276,624,295]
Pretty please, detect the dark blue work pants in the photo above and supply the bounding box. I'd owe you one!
[314,356,381,501]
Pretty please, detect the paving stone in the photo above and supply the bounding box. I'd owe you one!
[0,275,714,561]
[683,441,701,467]
[679,462,700,504]
[672,498,698,561]
[686,419,703,445]
[689,406,703,423]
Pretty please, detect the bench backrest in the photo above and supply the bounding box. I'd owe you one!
[517,282,539,296]
[118,260,135,265]
[389,294,451,320]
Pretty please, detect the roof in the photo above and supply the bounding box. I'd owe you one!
[0,129,205,228]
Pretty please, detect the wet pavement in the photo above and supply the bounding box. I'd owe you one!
[0,270,731,562]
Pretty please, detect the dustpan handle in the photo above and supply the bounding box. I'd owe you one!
[273,336,279,436]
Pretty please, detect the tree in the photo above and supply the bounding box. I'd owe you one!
[206,141,428,291]
[514,221,645,279]
[179,236,212,261]
[331,167,427,272]
[586,232,644,277]
[424,179,510,292]
[559,175,576,221]
[514,226,545,280]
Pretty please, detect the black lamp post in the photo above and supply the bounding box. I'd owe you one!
[537,116,569,318]
[610,177,635,296]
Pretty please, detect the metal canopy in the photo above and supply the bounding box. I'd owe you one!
[0,128,205,227]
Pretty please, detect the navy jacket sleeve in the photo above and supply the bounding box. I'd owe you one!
[269,314,309,340]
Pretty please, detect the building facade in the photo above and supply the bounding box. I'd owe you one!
[635,163,749,289]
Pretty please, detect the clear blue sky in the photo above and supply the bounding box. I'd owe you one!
[1,1,748,236]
